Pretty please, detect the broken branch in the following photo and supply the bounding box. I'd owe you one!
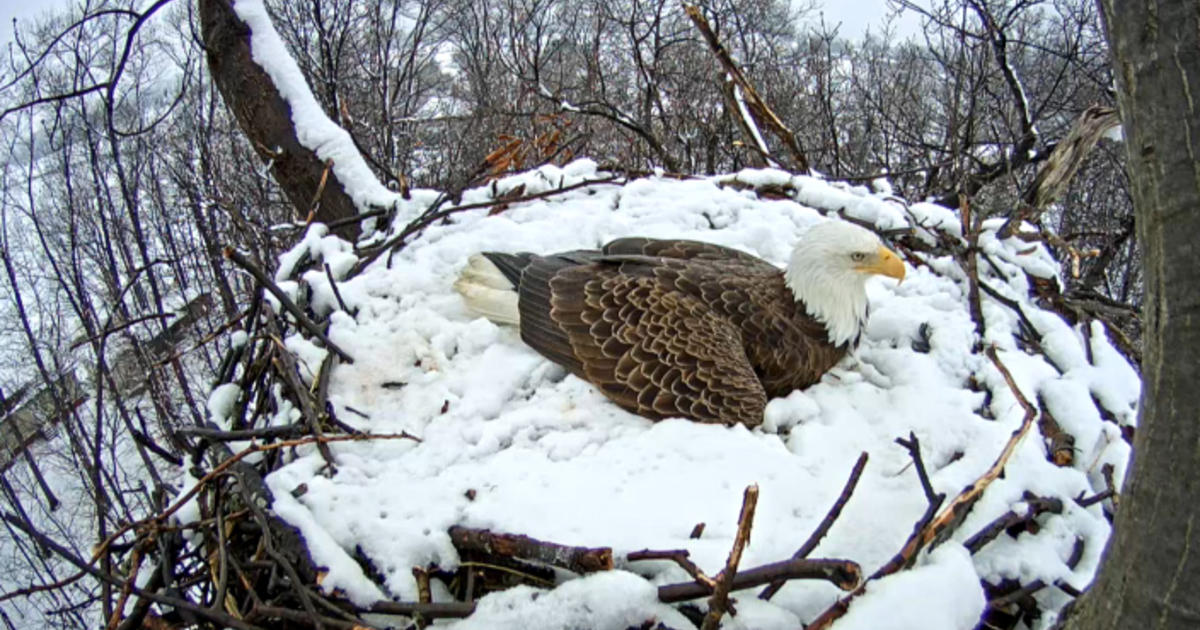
[701,484,759,629]
[447,526,613,574]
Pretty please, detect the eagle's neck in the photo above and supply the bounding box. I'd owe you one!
[784,249,868,347]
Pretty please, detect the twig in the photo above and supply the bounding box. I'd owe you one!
[322,263,352,314]
[176,424,307,442]
[1,513,265,630]
[963,494,1064,554]
[251,605,371,630]
[447,526,613,574]
[90,432,421,569]
[897,434,940,505]
[1075,489,1115,509]
[760,452,868,600]
[657,557,860,603]
[352,176,623,275]
[701,484,759,630]
[627,549,716,589]
[809,353,1037,629]
[223,247,354,364]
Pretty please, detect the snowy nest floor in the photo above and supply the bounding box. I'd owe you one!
[213,161,1139,630]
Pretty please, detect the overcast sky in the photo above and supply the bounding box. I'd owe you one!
[0,0,63,47]
[0,0,920,44]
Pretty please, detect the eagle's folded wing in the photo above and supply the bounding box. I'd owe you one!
[539,264,767,426]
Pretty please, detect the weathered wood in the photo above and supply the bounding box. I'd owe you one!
[198,0,360,239]
[447,526,613,574]
[657,557,861,602]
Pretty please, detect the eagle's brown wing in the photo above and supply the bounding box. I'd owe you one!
[646,260,849,396]
[514,254,766,426]
[602,237,778,271]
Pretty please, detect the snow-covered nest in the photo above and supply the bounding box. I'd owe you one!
[220,160,1137,629]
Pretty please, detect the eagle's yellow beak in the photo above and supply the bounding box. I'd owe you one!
[857,246,906,283]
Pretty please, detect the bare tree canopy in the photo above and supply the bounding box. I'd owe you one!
[0,0,1167,627]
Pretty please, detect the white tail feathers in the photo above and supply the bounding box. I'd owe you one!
[454,254,520,325]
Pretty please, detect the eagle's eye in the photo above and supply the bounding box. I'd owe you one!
[850,252,868,262]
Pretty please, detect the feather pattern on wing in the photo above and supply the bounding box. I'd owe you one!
[480,238,851,426]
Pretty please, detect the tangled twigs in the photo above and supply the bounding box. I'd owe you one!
[701,484,758,630]
[808,347,1039,629]
[91,432,421,575]
[760,451,868,600]
[1,513,265,630]
[350,175,624,275]
[223,247,354,364]
[448,526,613,574]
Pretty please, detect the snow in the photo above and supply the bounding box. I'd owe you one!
[443,570,694,630]
[216,160,1138,628]
[837,545,985,630]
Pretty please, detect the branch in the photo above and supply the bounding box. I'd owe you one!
[2,513,265,630]
[963,493,1064,554]
[684,4,810,173]
[223,247,354,364]
[760,452,868,600]
[447,526,613,574]
[657,557,860,603]
[198,0,363,238]
[701,484,758,629]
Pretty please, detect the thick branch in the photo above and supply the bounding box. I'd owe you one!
[198,0,361,239]
[684,4,809,173]
[447,526,613,574]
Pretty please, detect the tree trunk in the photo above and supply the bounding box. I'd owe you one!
[1065,2,1200,628]
[198,0,361,239]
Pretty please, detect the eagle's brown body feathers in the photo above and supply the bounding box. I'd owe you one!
[481,238,847,427]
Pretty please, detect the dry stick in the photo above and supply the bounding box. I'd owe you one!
[760,452,868,600]
[252,604,373,630]
[448,526,613,574]
[683,5,810,173]
[657,557,861,603]
[322,263,352,314]
[307,159,335,222]
[105,543,143,630]
[701,484,759,630]
[222,247,354,364]
[354,601,476,619]
[1,513,265,630]
[268,337,336,469]
[808,349,1038,629]
[88,433,420,572]
[351,175,624,275]
[627,549,716,590]
[963,494,1064,554]
[897,434,941,507]
[918,346,1041,549]
[987,537,1085,613]
[1076,489,1115,509]
[961,195,986,339]
[176,424,307,441]
[1101,463,1120,511]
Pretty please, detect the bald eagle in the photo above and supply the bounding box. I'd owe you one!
[454,220,905,427]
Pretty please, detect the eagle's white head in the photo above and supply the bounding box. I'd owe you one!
[784,220,906,347]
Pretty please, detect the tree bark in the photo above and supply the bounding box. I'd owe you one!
[1065,2,1200,628]
[198,0,361,239]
